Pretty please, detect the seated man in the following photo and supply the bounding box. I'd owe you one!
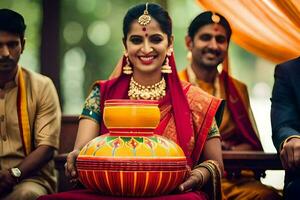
[271,56,300,200]
[179,11,281,200]
[0,9,61,200]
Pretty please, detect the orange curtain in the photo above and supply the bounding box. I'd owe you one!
[273,0,300,29]
[196,0,300,63]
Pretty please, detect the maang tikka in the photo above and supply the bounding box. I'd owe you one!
[138,3,151,26]
[211,12,220,23]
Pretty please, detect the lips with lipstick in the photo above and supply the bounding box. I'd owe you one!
[139,55,156,65]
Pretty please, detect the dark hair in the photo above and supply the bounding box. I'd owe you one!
[0,9,26,40]
[123,3,172,43]
[188,11,232,42]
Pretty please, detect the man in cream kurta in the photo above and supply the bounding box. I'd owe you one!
[0,9,61,200]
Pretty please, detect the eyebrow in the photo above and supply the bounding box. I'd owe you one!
[129,35,142,38]
[200,32,226,36]
[129,32,164,37]
[0,40,20,45]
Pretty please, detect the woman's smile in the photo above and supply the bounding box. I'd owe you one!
[138,55,156,65]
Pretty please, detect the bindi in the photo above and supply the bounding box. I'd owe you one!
[142,27,148,37]
[214,27,219,32]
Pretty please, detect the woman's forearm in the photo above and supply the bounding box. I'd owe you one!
[73,119,100,150]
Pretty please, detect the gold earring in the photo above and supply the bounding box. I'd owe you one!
[161,57,172,74]
[123,55,133,75]
[186,51,192,62]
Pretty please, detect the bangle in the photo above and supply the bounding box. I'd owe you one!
[205,160,222,177]
[195,160,222,200]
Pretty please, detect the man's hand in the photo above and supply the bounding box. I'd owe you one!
[178,167,210,192]
[0,170,17,196]
[280,137,300,171]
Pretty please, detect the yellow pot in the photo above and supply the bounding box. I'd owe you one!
[103,99,160,132]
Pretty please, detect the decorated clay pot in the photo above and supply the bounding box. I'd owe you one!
[76,99,187,197]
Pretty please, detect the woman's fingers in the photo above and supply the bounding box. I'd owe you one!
[179,168,204,192]
[178,175,199,192]
[65,150,79,178]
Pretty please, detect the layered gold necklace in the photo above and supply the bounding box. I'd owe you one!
[128,77,166,100]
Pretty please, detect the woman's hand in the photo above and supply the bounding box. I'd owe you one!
[178,167,210,192]
[65,149,80,182]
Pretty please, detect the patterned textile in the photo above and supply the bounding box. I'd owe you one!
[80,85,101,123]
[81,84,220,139]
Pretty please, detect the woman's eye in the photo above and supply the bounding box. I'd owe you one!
[130,37,143,44]
[150,36,163,44]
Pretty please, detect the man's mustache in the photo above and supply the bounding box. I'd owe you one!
[0,57,14,63]
[202,48,221,56]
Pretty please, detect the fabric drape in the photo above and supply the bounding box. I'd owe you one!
[17,67,32,156]
[98,53,221,167]
[196,0,300,63]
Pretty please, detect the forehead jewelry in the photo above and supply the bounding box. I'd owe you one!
[138,3,151,26]
[211,12,220,23]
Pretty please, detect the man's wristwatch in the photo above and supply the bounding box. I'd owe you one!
[9,167,22,183]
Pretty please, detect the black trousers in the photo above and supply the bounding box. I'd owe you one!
[284,171,300,200]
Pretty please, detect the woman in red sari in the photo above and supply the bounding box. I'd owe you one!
[65,3,224,200]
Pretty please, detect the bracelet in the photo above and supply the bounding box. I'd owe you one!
[195,160,222,200]
[205,160,222,177]
[282,135,300,149]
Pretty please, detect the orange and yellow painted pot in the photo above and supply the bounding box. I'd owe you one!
[77,99,188,197]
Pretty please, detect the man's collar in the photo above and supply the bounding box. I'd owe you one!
[187,64,222,97]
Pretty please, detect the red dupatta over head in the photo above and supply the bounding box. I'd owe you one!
[220,56,263,150]
[97,53,197,165]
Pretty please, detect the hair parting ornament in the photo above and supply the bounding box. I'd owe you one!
[211,12,220,23]
[138,3,152,26]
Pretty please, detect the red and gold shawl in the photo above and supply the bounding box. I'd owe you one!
[179,56,262,150]
[96,54,222,167]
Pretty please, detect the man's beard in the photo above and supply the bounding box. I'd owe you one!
[0,57,17,72]
[194,48,224,70]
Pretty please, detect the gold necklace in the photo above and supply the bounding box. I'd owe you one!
[128,77,166,100]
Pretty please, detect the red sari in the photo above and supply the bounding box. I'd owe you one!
[98,54,222,167]
[37,54,222,200]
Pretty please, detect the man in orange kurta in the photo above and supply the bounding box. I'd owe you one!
[179,11,282,200]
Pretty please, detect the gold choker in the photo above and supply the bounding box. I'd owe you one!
[128,77,166,100]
